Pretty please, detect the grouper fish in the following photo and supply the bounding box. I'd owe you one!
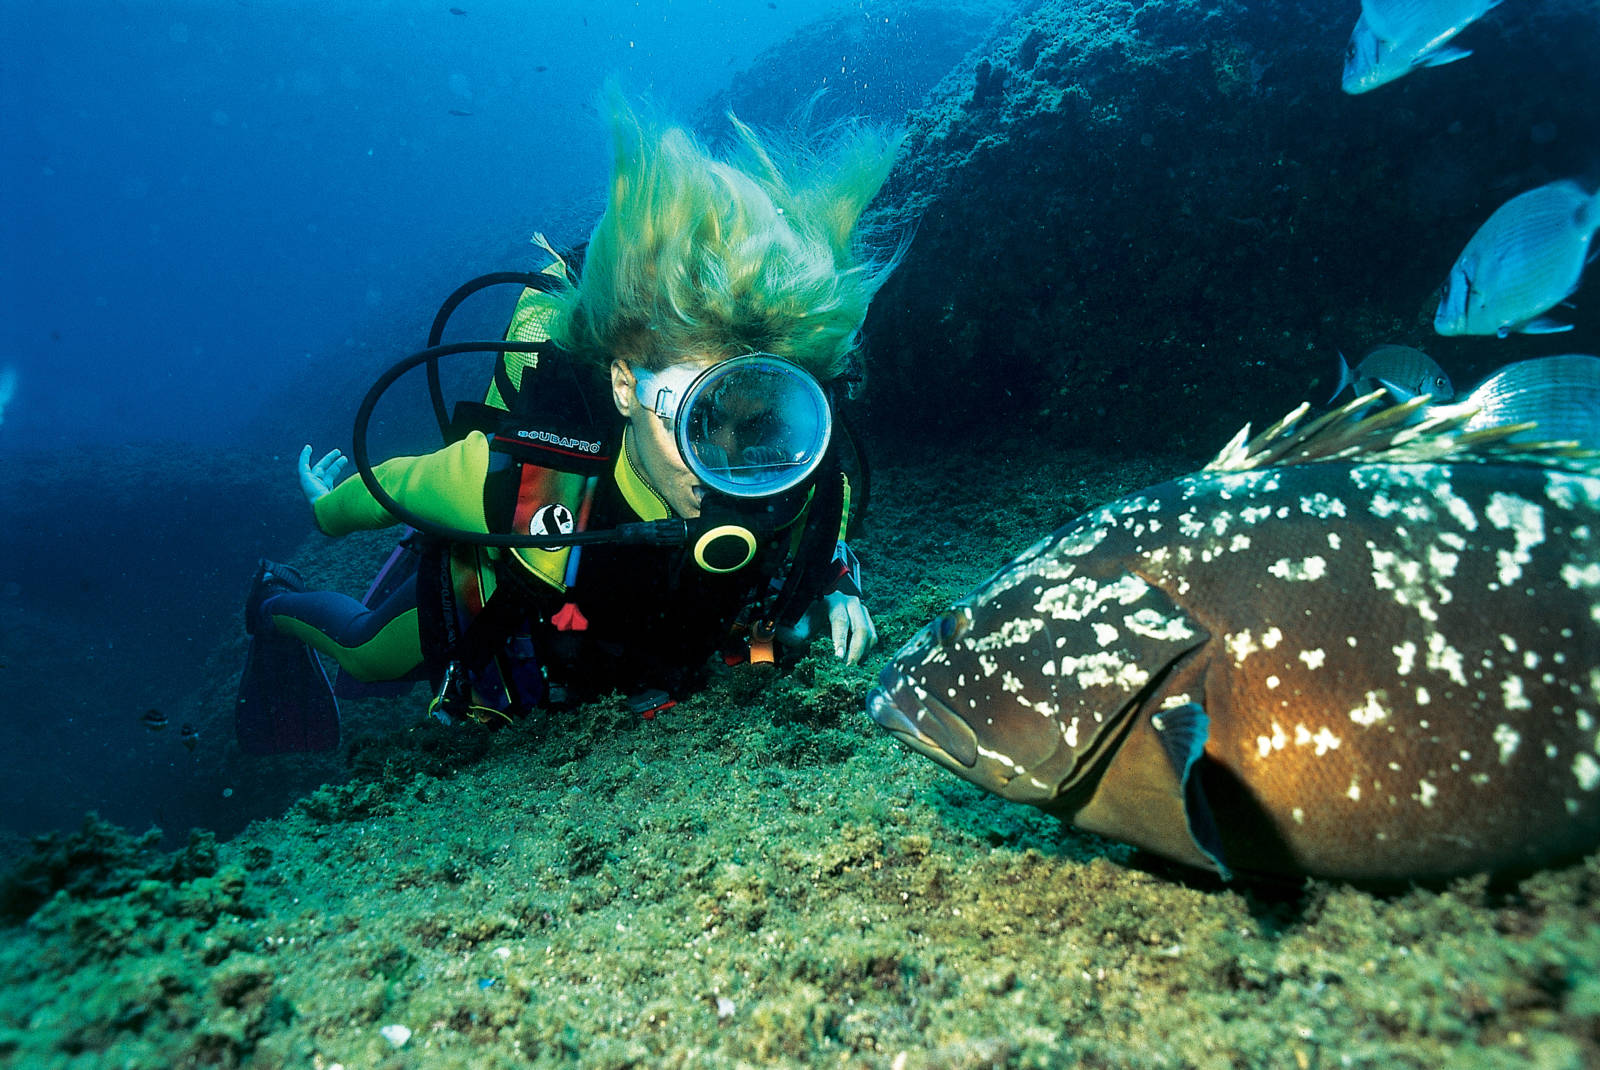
[868,396,1600,882]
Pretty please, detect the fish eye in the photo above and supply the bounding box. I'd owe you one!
[931,608,971,647]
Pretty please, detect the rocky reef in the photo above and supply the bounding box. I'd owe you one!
[863,0,1600,453]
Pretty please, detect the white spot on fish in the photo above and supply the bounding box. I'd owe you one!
[1574,752,1600,791]
[1426,631,1468,686]
[1269,556,1328,582]
[1300,648,1327,671]
[1431,479,1479,532]
[1562,562,1600,591]
[1328,531,1342,551]
[1416,780,1438,808]
[1544,470,1600,512]
[1501,674,1532,712]
[1392,641,1417,675]
[1346,778,1362,801]
[1090,622,1118,646]
[1226,630,1260,664]
[1493,723,1520,765]
[1350,692,1389,727]
[1266,675,1281,689]
[1123,607,1196,642]
[1300,492,1348,519]
[1485,491,1545,586]
[1416,686,1431,705]
[1036,575,1149,624]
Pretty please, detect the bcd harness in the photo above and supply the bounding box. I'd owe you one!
[362,268,860,726]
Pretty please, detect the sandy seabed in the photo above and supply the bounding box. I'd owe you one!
[2,438,1597,1069]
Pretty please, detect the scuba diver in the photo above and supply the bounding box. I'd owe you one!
[234,89,906,754]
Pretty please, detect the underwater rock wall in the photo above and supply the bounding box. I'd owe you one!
[695,0,1009,134]
[863,0,1600,453]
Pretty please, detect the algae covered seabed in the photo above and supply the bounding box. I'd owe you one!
[3,437,1598,1069]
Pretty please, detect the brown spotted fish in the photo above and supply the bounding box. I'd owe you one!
[868,396,1600,882]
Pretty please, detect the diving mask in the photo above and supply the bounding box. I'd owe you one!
[633,354,832,499]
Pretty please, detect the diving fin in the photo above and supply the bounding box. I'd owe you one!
[235,560,340,755]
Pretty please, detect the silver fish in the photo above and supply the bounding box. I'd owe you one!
[1437,354,1600,449]
[0,365,14,427]
[1434,179,1600,338]
[1341,0,1500,95]
[1331,344,1453,403]
[868,397,1600,882]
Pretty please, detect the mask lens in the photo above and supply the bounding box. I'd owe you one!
[678,356,831,498]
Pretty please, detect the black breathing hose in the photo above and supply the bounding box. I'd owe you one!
[351,339,689,549]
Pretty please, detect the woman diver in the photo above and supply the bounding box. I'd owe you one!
[235,89,906,752]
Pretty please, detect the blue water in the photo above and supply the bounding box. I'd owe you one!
[1,0,891,454]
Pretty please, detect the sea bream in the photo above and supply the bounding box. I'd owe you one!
[1434,179,1600,338]
[1444,355,1600,450]
[1340,0,1501,94]
[868,396,1600,882]
[1330,344,1453,404]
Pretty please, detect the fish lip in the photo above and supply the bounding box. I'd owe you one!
[866,676,980,769]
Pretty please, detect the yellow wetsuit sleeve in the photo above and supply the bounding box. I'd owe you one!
[312,431,492,536]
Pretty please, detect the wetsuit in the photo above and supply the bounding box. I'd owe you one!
[256,422,847,712]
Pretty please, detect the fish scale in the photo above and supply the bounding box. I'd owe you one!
[869,398,1600,882]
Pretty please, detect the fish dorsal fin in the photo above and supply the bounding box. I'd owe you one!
[1204,391,1600,474]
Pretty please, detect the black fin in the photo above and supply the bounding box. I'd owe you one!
[1151,703,1231,880]
[236,630,341,755]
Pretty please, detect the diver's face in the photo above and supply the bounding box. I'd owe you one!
[611,357,715,518]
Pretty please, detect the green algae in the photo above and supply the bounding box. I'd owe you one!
[3,432,1598,1068]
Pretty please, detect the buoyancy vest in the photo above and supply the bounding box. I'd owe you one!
[414,264,856,721]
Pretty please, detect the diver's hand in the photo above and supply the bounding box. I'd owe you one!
[824,590,876,665]
[298,445,349,505]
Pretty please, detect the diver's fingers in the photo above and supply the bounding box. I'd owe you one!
[316,449,348,484]
[828,593,877,665]
[315,448,345,474]
[849,601,878,664]
[298,444,338,504]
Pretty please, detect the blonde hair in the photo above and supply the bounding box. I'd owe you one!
[547,87,906,381]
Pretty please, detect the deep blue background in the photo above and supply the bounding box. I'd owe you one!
[1,0,866,453]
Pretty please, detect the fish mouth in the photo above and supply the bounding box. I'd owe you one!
[866,669,979,770]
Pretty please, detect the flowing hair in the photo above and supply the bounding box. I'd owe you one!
[547,86,907,381]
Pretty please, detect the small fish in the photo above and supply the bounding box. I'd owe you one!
[449,6,467,14]
[141,709,168,732]
[1434,179,1600,338]
[1330,344,1453,403]
[1437,354,1600,449]
[869,397,1600,882]
[447,109,474,117]
[180,724,200,751]
[1341,0,1500,94]
[534,65,548,73]
[0,364,15,426]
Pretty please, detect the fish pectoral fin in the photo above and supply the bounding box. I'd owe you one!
[1071,702,1232,879]
[1419,45,1473,68]
[1151,703,1231,881]
[1519,315,1576,335]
